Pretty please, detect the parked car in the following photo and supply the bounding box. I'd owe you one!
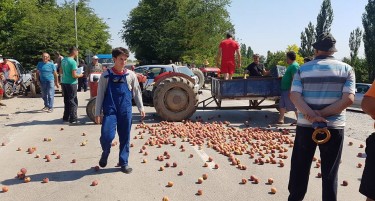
[134,65,200,92]
[353,83,371,108]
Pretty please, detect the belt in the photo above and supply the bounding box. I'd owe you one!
[312,122,331,144]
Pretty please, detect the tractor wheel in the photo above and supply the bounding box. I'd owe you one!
[153,76,198,122]
[86,97,96,123]
[192,68,204,89]
[3,83,13,98]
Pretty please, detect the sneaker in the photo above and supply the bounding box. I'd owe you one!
[120,166,133,174]
[42,107,49,112]
[47,109,53,113]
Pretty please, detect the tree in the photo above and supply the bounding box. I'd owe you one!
[122,0,233,64]
[362,0,375,81]
[316,0,334,37]
[349,27,363,64]
[0,0,111,69]
[265,45,304,68]
[246,46,253,60]
[299,22,315,58]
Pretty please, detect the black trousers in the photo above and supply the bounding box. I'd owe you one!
[62,84,78,122]
[78,77,88,92]
[288,126,344,201]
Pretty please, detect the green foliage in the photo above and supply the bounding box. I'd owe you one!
[122,0,233,65]
[349,27,363,64]
[299,22,315,58]
[0,0,111,69]
[265,45,304,69]
[362,0,375,81]
[316,0,334,37]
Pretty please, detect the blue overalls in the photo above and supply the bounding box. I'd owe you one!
[100,70,132,167]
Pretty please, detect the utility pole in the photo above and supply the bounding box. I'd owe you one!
[74,0,79,62]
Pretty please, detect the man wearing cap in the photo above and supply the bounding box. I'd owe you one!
[288,33,355,201]
[244,54,270,77]
[216,32,241,80]
[88,55,103,75]
[360,81,375,201]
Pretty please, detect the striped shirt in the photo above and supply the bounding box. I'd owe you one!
[291,55,356,128]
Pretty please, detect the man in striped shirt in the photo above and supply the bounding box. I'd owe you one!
[288,33,356,201]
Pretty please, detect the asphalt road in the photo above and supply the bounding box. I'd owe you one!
[0,88,372,201]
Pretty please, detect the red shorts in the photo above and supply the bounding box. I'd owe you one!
[221,61,235,74]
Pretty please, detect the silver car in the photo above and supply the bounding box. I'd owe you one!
[134,65,200,92]
[353,83,372,108]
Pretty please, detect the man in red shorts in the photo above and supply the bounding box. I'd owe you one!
[216,32,241,80]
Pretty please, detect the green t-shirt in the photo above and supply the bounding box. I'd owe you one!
[61,57,78,84]
[281,61,299,91]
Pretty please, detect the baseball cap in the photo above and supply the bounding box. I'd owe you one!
[92,55,99,60]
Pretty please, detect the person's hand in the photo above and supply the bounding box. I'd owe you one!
[304,114,328,123]
[55,83,60,89]
[140,110,146,119]
[95,116,101,124]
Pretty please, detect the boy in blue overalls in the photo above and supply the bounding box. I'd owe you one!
[94,47,145,173]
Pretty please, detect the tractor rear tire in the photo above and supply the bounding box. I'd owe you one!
[153,76,198,122]
[3,83,13,99]
[192,68,204,89]
[86,97,96,123]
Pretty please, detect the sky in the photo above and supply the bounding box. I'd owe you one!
[59,0,368,60]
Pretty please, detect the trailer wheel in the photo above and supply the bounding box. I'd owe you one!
[86,97,96,123]
[3,83,13,98]
[192,68,204,89]
[153,76,198,121]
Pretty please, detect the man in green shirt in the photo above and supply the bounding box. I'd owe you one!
[277,51,299,125]
[61,46,83,123]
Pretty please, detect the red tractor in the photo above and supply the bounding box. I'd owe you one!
[86,65,199,122]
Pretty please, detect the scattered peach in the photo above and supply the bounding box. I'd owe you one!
[197,178,203,184]
[159,166,165,171]
[357,163,363,168]
[20,168,27,174]
[268,178,274,184]
[172,162,177,167]
[82,132,86,136]
[202,174,208,180]
[56,155,61,159]
[2,186,9,192]
[71,159,76,163]
[24,177,31,183]
[1,142,5,146]
[42,178,49,183]
[162,196,169,201]
[342,180,348,186]
[317,173,322,178]
[178,171,183,176]
[214,164,219,169]
[17,147,22,151]
[60,127,64,131]
[241,178,247,184]
[189,154,194,158]
[270,187,277,194]
[208,157,213,162]
[348,142,353,146]
[35,154,40,158]
[359,144,364,148]
[197,189,203,195]
[94,166,100,172]
[167,181,174,187]
[91,180,99,186]
[165,162,170,167]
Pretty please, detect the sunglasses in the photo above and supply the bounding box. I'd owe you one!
[112,76,126,83]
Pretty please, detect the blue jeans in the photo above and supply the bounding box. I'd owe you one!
[41,80,55,109]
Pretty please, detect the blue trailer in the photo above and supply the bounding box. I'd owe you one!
[198,66,285,110]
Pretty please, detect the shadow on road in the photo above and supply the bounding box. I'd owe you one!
[1,167,119,186]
